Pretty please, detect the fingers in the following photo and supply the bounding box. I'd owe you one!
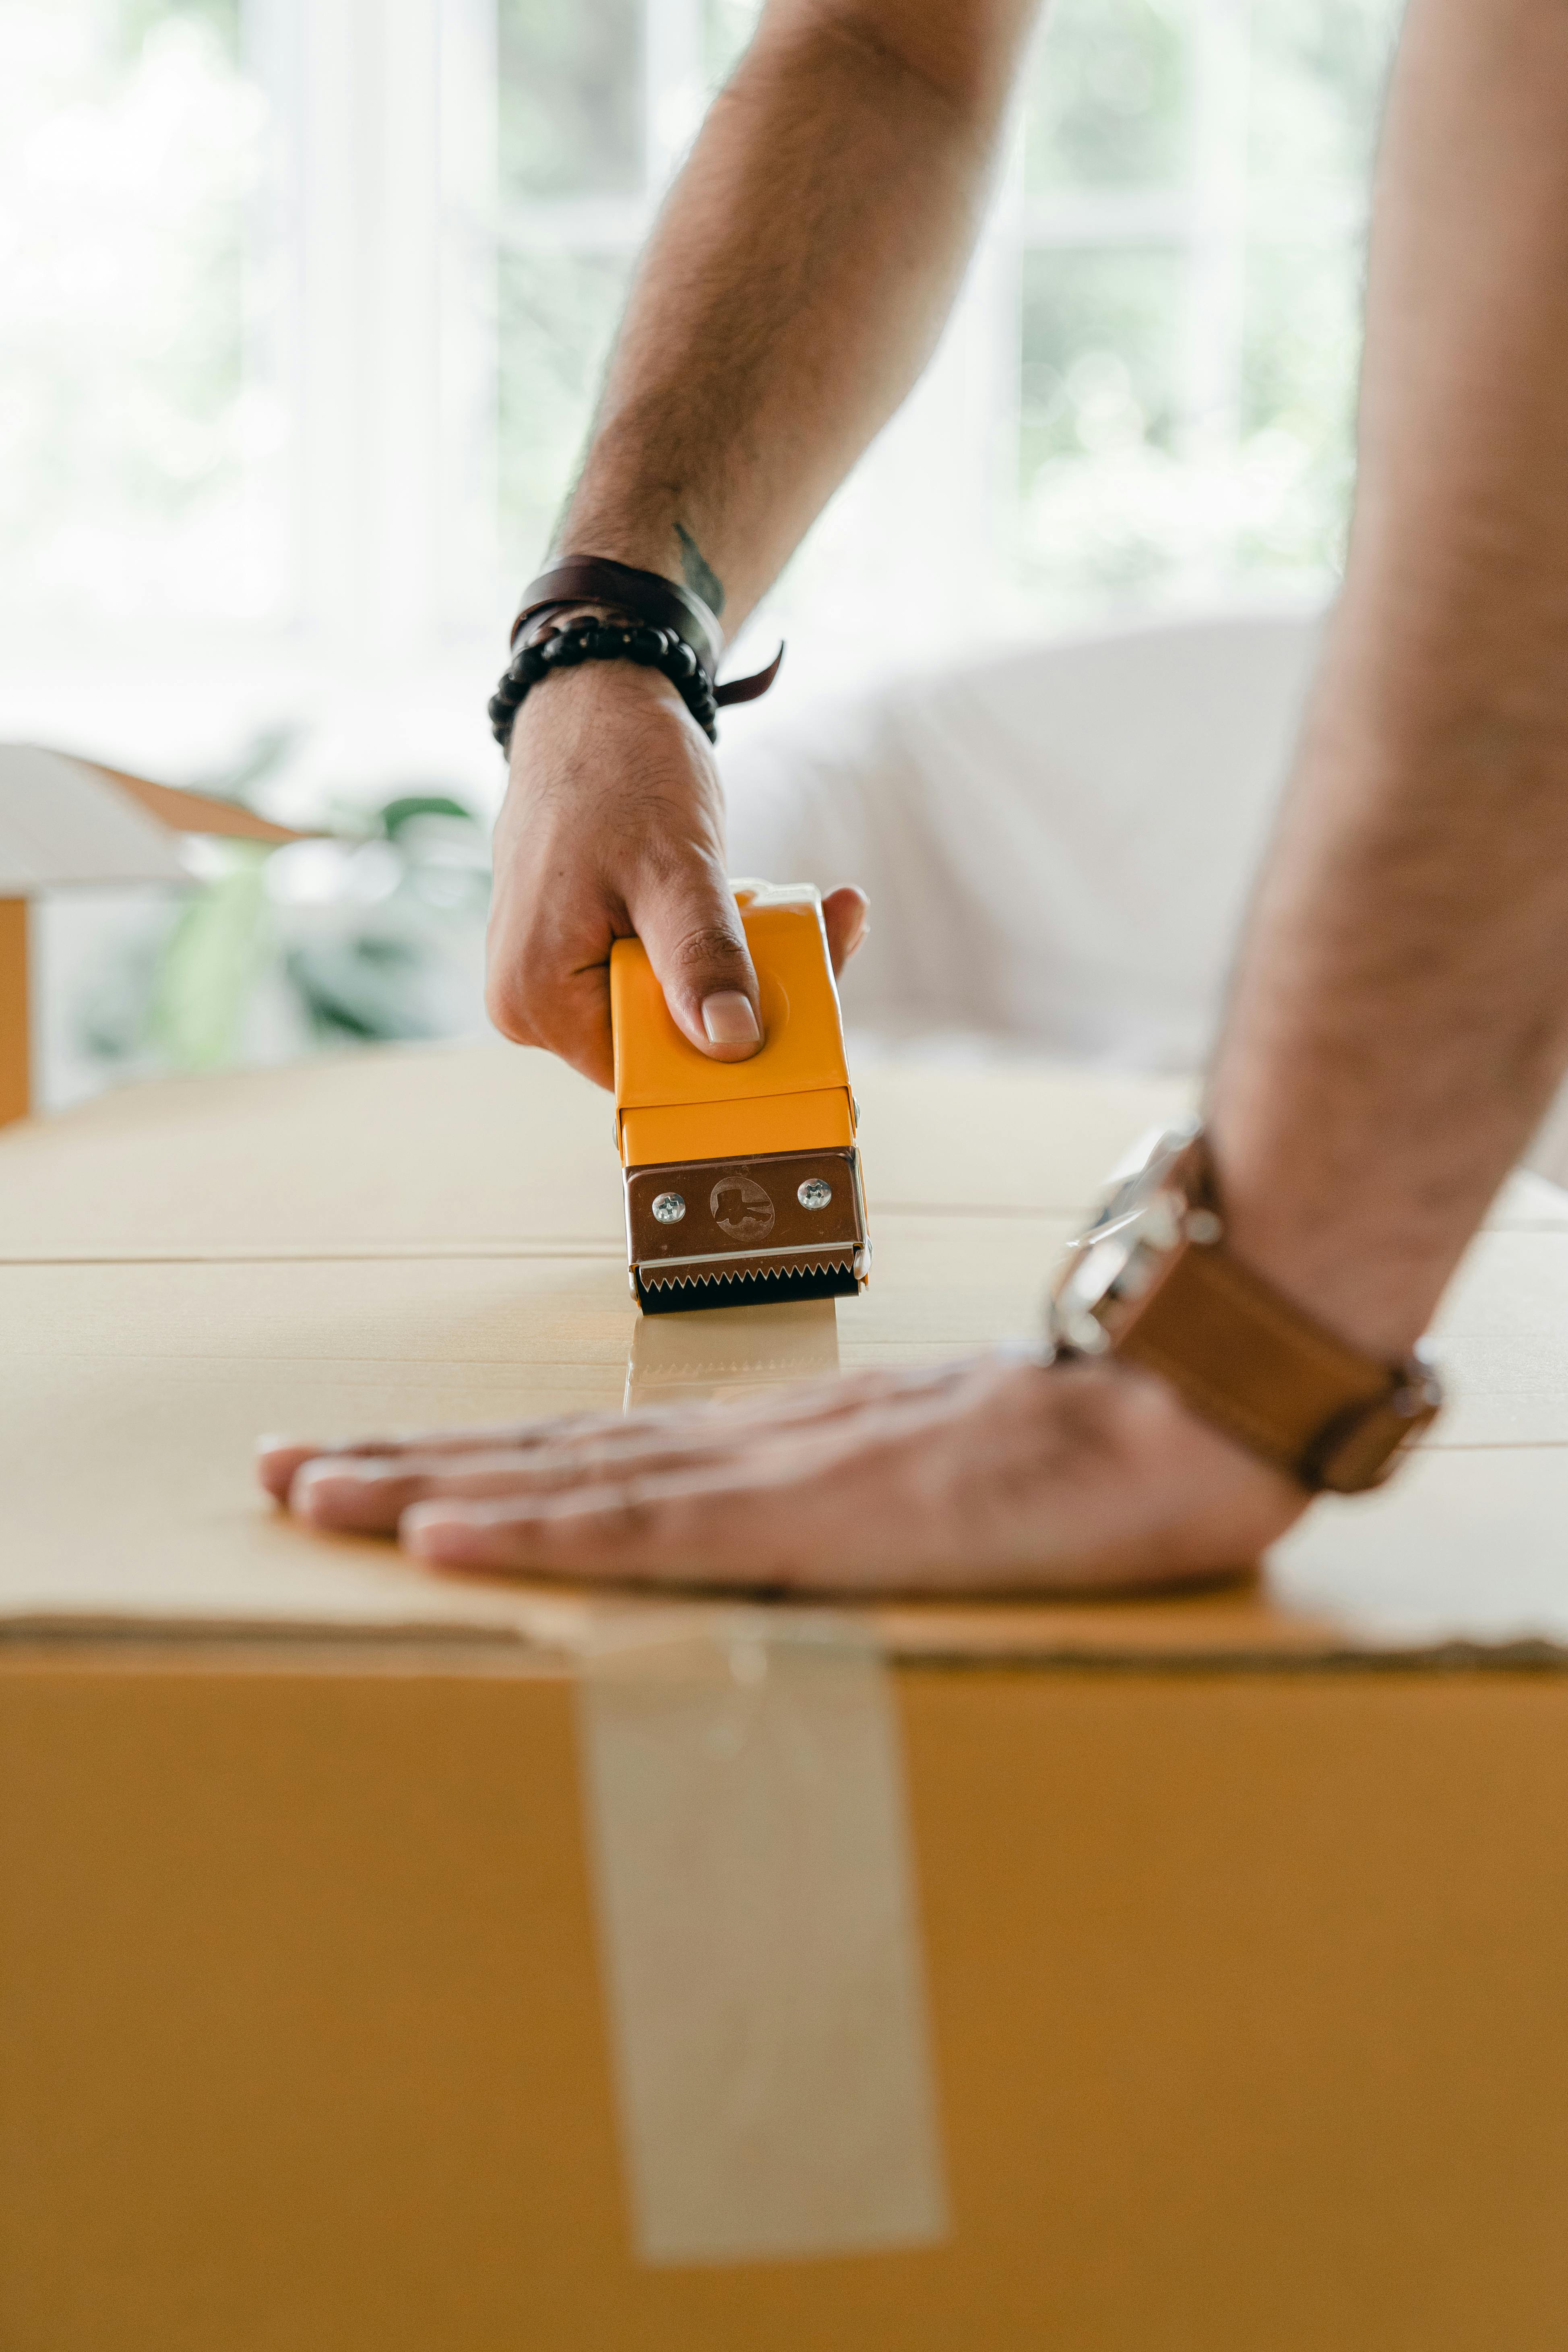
[485,663,713,1088]
[396,1370,994,1587]
[821,885,870,975]
[388,1352,1285,1596]
[260,1363,970,1518]
[256,1410,637,1504]
[268,1352,1308,1598]
[629,860,763,1062]
[292,1429,800,1537]
[258,1439,328,1503]
[400,1442,876,1588]
[483,898,616,1090]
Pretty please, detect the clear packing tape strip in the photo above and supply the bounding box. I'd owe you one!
[575,1608,949,2266]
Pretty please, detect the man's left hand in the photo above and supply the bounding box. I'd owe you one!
[258,1353,1304,1595]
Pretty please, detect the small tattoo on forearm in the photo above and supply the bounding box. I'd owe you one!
[676,523,725,618]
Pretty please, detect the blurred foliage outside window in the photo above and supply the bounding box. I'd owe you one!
[498,0,1403,608]
[3,0,1403,636]
[56,744,494,1106]
[0,0,280,627]
[1015,0,1401,597]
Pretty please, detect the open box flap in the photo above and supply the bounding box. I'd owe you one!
[0,744,305,892]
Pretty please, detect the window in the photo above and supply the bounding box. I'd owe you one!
[0,0,271,628]
[1014,0,1401,609]
[485,0,1401,668]
[6,0,1402,1103]
[2,0,1400,778]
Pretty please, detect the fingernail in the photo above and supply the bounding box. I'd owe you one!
[701,991,760,1046]
[295,1458,390,1488]
[289,1460,388,1519]
[402,1504,485,1562]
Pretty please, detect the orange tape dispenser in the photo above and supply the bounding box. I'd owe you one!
[609,883,871,1314]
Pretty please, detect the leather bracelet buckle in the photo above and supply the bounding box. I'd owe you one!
[1299,1349,1446,1492]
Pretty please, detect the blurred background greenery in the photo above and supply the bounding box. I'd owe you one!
[56,748,492,1102]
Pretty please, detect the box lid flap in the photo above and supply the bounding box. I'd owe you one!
[0,746,304,892]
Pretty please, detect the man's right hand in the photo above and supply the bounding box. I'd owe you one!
[484,658,868,1090]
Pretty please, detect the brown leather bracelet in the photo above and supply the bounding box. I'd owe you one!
[510,555,784,710]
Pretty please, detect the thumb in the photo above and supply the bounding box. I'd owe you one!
[628,860,763,1062]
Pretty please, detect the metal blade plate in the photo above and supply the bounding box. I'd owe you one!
[625,1148,869,1316]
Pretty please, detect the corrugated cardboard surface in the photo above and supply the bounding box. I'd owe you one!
[7,1040,1568,2347]
[0,1038,1197,1255]
[0,895,26,1127]
[7,1652,1568,2350]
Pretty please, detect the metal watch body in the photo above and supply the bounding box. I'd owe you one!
[1049,1123,1214,1358]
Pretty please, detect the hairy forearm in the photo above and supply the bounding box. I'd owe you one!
[556,0,1037,630]
[1209,0,1568,1355]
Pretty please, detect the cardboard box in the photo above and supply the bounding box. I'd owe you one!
[0,746,302,1127]
[5,1042,1568,2349]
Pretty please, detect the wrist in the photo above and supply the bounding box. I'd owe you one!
[506,655,688,759]
[547,521,734,641]
[1049,1124,1444,1493]
[491,601,717,757]
[1202,1091,1454,1360]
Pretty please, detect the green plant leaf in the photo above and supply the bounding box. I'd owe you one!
[378,794,479,838]
[145,849,272,1069]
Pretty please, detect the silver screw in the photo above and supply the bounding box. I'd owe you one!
[651,1192,686,1224]
[798,1178,833,1210]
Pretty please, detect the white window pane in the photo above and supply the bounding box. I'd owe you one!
[0,0,280,626]
[1019,245,1189,592]
[702,0,761,88]
[498,0,646,203]
[498,249,634,582]
[1249,0,1402,191]
[1238,238,1362,573]
[1013,0,1404,611]
[1023,0,1194,193]
[1023,246,1185,461]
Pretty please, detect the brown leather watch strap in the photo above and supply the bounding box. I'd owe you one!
[1106,1238,1437,1491]
[1050,1126,1442,1492]
[510,554,784,708]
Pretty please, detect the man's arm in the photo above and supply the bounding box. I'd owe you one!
[487,0,1040,1086]
[1208,0,1568,1355]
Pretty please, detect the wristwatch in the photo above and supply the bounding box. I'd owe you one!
[1046,1122,1444,1492]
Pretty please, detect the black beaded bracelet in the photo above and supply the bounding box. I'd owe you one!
[488,616,717,754]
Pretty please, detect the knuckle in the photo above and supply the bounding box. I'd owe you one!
[483,969,539,1044]
[561,1482,662,1554]
[485,947,567,1046]
[605,1486,661,1542]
